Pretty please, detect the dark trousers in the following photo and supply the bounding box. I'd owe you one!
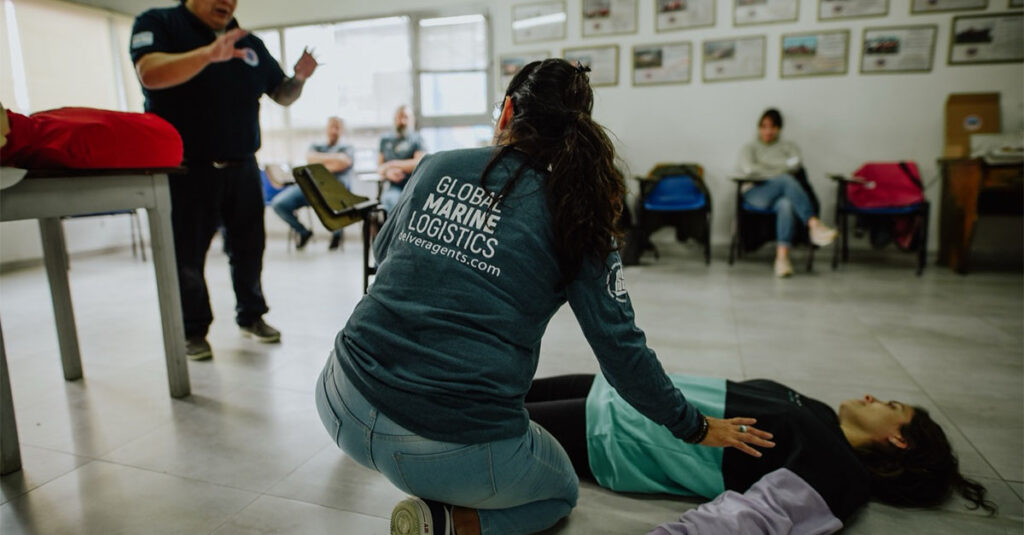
[525,374,597,481]
[170,157,268,338]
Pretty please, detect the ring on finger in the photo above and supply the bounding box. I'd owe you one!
[738,424,748,433]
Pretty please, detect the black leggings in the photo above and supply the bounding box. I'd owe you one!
[525,374,597,481]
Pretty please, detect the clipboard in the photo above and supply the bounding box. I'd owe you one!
[292,164,379,231]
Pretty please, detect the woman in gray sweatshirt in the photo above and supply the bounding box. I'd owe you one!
[737,108,837,277]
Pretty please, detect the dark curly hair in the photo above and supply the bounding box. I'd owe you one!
[854,406,996,514]
[482,59,624,287]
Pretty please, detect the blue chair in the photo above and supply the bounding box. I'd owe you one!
[626,163,711,265]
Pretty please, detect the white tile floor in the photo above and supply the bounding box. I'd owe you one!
[1,229,1021,534]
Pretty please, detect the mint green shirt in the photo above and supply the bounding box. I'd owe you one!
[587,373,726,498]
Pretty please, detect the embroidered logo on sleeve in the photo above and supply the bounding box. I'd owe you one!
[241,48,259,67]
[607,261,627,303]
[131,31,154,49]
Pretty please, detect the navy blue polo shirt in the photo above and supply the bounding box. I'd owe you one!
[130,4,285,161]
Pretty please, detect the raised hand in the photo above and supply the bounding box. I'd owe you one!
[206,28,249,63]
[293,47,319,81]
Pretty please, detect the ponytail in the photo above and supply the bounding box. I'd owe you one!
[483,59,624,286]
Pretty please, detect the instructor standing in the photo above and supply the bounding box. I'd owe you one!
[130,0,318,360]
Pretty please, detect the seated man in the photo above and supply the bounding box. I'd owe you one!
[271,116,354,250]
[378,104,425,213]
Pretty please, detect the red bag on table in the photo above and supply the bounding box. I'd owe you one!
[1,107,183,169]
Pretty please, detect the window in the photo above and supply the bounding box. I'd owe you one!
[416,14,491,151]
[284,17,412,130]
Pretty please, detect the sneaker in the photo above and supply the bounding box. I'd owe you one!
[329,231,343,250]
[239,319,281,343]
[296,231,313,250]
[186,336,213,361]
[774,256,794,278]
[810,224,837,247]
[390,497,453,535]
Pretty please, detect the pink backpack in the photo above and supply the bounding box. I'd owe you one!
[846,162,925,209]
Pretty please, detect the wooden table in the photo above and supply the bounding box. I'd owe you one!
[937,158,1024,274]
[0,168,190,475]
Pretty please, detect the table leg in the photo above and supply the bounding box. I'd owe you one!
[38,218,83,381]
[0,322,22,475]
[147,175,190,398]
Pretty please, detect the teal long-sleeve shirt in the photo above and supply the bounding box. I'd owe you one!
[334,146,702,444]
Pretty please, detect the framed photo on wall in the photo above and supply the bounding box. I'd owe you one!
[860,25,937,73]
[656,0,716,31]
[910,0,987,13]
[818,0,888,20]
[582,0,638,37]
[781,30,850,77]
[702,35,766,81]
[1012,0,1024,8]
[948,13,1024,64]
[498,51,550,92]
[632,41,692,85]
[512,1,567,44]
[734,0,799,26]
[563,45,620,86]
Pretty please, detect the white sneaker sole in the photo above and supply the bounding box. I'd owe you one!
[391,498,432,535]
[187,349,213,361]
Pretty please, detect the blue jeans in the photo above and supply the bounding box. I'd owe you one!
[315,355,579,535]
[380,183,403,213]
[742,174,816,246]
[270,185,341,239]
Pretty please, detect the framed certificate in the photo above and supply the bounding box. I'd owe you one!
[949,13,1024,64]
[513,1,567,44]
[818,0,888,20]
[582,0,638,37]
[656,0,716,31]
[498,51,550,92]
[632,42,692,85]
[563,45,620,86]
[910,0,987,13]
[781,30,850,77]
[734,0,799,26]
[703,35,766,81]
[860,25,937,73]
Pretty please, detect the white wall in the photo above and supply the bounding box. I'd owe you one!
[240,0,1023,249]
[4,0,1021,268]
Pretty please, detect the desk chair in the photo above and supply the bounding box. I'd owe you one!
[62,209,147,265]
[830,161,930,276]
[728,169,818,272]
[292,164,381,293]
[626,163,711,265]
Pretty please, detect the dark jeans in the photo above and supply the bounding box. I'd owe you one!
[170,157,268,337]
[525,374,597,481]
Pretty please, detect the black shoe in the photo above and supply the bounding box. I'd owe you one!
[239,319,281,343]
[329,232,343,250]
[185,336,213,360]
[296,231,313,250]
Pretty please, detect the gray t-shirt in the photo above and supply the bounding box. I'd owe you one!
[334,146,702,444]
[379,131,424,188]
[310,141,354,188]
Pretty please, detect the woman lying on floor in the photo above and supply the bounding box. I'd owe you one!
[526,373,994,534]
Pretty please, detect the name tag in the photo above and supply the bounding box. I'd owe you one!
[131,31,154,49]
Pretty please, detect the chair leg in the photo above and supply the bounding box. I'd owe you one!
[704,211,711,265]
[841,214,850,262]
[917,204,929,276]
[831,212,840,270]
